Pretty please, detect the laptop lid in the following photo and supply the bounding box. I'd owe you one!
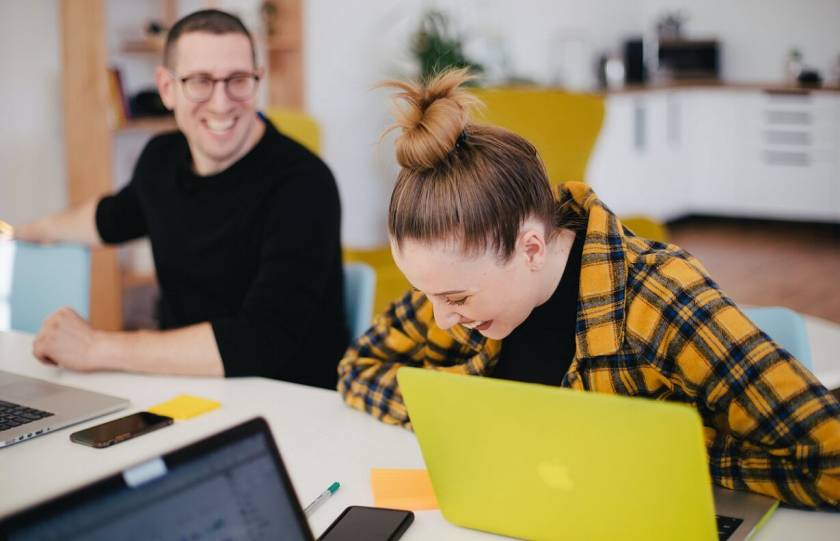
[397,367,718,541]
[0,417,315,541]
[0,370,129,448]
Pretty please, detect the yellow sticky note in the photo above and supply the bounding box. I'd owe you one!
[148,394,220,420]
[371,469,439,510]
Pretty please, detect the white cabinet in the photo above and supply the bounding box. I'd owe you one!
[588,90,690,221]
[741,92,838,221]
[587,94,645,215]
[710,91,838,220]
[589,88,840,223]
[687,90,753,216]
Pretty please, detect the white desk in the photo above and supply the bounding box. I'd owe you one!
[2,320,840,540]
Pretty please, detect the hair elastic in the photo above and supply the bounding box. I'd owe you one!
[454,131,468,149]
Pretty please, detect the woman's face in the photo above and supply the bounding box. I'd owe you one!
[391,232,545,340]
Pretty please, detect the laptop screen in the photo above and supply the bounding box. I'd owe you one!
[1,418,313,541]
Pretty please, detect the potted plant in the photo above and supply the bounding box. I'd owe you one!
[412,10,483,81]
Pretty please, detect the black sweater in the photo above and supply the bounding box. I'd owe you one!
[96,118,348,388]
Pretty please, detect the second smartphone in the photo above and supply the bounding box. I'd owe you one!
[318,506,414,541]
[70,411,173,448]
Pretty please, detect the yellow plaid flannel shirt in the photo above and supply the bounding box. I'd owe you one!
[337,182,840,509]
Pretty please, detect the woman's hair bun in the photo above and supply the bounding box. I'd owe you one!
[382,68,480,171]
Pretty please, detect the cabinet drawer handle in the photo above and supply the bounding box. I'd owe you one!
[765,110,811,126]
[763,150,810,166]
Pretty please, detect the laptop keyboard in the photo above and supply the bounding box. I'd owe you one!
[0,400,54,431]
[716,514,744,541]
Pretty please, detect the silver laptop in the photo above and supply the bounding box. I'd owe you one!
[713,486,780,541]
[0,370,129,448]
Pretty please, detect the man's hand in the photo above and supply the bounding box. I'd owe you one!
[32,307,106,372]
[31,311,224,377]
[0,219,13,240]
[10,220,46,243]
[11,199,102,246]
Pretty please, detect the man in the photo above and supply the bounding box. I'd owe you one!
[13,10,348,388]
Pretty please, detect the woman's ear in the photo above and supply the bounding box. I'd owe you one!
[518,226,547,271]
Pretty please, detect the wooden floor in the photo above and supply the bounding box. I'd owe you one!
[668,217,840,325]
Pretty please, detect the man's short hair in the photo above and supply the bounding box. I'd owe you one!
[163,9,256,68]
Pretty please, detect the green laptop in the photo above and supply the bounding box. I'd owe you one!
[397,367,778,541]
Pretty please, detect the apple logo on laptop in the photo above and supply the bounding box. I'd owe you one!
[537,460,575,491]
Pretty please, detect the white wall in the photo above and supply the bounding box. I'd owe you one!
[305,1,422,249]
[0,1,65,227]
[449,0,642,87]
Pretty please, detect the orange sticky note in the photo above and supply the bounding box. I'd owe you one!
[371,468,439,510]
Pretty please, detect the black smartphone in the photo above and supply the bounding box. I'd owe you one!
[318,506,414,541]
[70,411,173,448]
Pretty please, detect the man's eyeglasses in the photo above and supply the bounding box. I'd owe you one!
[168,70,261,102]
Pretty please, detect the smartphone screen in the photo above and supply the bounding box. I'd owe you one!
[318,506,413,541]
[70,411,173,448]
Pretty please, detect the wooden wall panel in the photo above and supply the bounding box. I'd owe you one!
[60,0,122,330]
[266,0,304,109]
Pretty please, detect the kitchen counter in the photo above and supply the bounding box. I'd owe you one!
[603,80,840,94]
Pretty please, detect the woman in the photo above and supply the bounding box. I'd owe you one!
[337,69,840,509]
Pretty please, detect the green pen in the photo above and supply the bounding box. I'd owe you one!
[304,481,340,516]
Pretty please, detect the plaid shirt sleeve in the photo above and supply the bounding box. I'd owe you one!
[626,249,840,509]
[337,289,500,427]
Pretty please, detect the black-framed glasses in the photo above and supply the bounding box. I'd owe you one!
[168,70,261,102]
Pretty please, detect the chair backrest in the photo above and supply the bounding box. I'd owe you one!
[621,216,670,242]
[343,262,376,340]
[471,88,670,245]
[470,87,605,187]
[742,306,812,370]
[263,108,321,155]
[0,241,90,334]
[343,246,412,318]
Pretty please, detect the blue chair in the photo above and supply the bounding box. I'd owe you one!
[742,306,812,370]
[0,241,90,334]
[343,262,376,341]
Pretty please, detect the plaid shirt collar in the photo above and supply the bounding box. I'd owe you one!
[563,181,628,358]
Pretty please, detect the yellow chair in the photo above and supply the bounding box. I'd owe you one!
[343,247,411,317]
[471,87,668,242]
[263,108,321,155]
[470,87,605,186]
[620,217,669,243]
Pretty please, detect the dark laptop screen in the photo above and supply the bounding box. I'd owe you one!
[2,418,313,541]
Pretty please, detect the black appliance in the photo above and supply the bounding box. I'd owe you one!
[624,38,648,84]
[656,39,720,80]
